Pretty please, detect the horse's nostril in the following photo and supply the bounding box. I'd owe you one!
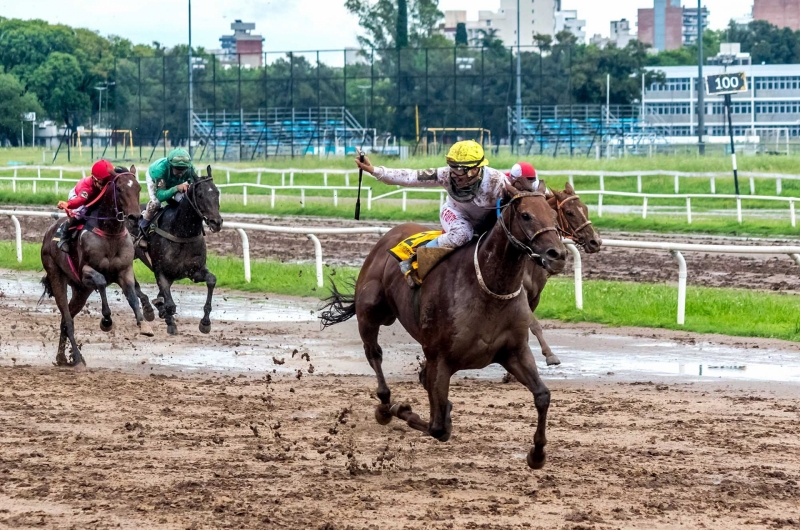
[546,248,564,261]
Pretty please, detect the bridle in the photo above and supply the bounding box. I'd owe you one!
[474,191,558,300]
[90,172,137,223]
[184,176,215,226]
[554,194,593,248]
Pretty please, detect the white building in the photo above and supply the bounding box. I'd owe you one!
[555,10,586,43]
[442,0,571,47]
[590,19,633,49]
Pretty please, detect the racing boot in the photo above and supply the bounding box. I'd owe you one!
[53,220,74,253]
[137,216,151,249]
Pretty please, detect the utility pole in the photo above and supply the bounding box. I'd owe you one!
[697,0,705,155]
[188,0,194,156]
[514,0,522,154]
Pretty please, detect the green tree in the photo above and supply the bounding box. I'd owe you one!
[0,70,43,145]
[726,20,800,64]
[28,52,90,129]
[455,23,468,46]
[345,0,442,50]
[396,0,409,49]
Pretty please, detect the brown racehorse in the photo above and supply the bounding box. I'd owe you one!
[321,183,566,469]
[526,182,602,366]
[40,167,153,367]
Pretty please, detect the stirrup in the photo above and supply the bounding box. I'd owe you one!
[403,269,421,288]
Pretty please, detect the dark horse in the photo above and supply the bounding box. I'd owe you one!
[321,184,566,469]
[130,166,223,335]
[40,167,153,367]
[525,182,603,366]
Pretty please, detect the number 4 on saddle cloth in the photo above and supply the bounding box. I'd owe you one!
[388,230,455,286]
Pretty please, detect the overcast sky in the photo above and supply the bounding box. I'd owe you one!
[0,0,757,51]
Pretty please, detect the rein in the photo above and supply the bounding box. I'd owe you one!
[185,176,213,226]
[474,233,523,300]
[554,194,592,247]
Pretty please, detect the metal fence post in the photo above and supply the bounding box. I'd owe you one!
[642,196,648,219]
[671,250,687,326]
[686,197,692,224]
[566,243,583,310]
[791,199,796,227]
[235,228,250,283]
[307,234,323,287]
[11,215,22,263]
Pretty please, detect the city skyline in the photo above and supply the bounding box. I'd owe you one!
[0,0,764,52]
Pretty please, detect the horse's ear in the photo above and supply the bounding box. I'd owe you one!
[503,182,518,201]
[564,181,575,195]
[206,165,213,179]
[536,179,546,193]
[513,177,534,193]
[130,164,136,174]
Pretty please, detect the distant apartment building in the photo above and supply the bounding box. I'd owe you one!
[217,20,264,68]
[638,0,684,52]
[442,0,578,47]
[555,10,586,44]
[682,6,709,45]
[590,19,633,49]
[753,0,800,30]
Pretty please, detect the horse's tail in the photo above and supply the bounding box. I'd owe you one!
[38,276,53,305]
[319,280,356,329]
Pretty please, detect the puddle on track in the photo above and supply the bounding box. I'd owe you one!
[3,271,799,383]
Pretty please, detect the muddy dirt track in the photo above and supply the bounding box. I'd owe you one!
[1,274,800,529]
[2,210,800,291]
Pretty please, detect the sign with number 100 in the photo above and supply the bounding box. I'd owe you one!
[705,72,748,96]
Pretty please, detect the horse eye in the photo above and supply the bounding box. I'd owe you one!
[521,213,532,221]
[567,211,575,216]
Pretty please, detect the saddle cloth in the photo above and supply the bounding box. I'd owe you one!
[388,230,455,283]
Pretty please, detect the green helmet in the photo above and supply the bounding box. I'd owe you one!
[168,148,192,169]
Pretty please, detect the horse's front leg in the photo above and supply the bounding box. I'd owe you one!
[134,278,155,322]
[530,316,560,366]
[424,356,453,442]
[155,272,178,335]
[191,267,216,334]
[119,267,154,336]
[82,266,113,333]
[500,346,550,470]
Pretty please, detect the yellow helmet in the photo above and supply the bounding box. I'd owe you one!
[446,140,489,169]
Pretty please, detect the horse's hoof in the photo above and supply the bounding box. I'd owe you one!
[143,306,155,322]
[55,354,69,367]
[69,353,86,368]
[375,404,393,425]
[545,355,561,366]
[527,447,546,470]
[198,321,211,334]
[430,427,451,442]
[138,321,154,337]
[167,324,178,336]
[100,319,113,332]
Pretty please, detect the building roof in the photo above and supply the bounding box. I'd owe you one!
[645,64,800,77]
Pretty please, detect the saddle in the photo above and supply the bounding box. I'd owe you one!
[388,231,455,285]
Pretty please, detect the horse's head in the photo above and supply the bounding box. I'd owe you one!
[548,182,602,253]
[501,179,566,274]
[187,165,223,233]
[113,165,142,223]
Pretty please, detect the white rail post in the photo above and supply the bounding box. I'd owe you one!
[791,199,796,228]
[439,191,444,206]
[59,169,63,179]
[749,176,755,195]
[597,194,603,217]
[55,181,59,195]
[670,250,687,326]
[566,243,583,310]
[686,197,692,224]
[235,229,250,283]
[271,188,276,209]
[569,174,575,188]
[674,173,679,194]
[642,196,648,219]
[226,170,230,184]
[11,215,22,263]
[402,191,407,212]
[333,189,338,207]
[710,175,716,194]
[12,173,16,193]
[345,172,350,187]
[791,253,800,267]
[323,172,328,186]
[737,197,742,224]
[777,177,782,195]
[243,185,247,206]
[290,171,295,186]
[257,171,262,185]
[281,172,285,186]
[307,234,323,287]
[637,174,642,193]
[367,188,373,210]
[37,167,41,178]
[300,188,305,208]
[32,180,37,194]
[599,174,604,191]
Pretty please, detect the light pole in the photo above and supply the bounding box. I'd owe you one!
[515,0,522,154]
[188,0,194,156]
[697,0,705,155]
[357,85,370,129]
[94,86,106,129]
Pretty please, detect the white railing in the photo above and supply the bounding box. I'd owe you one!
[4,209,800,327]
[5,165,800,195]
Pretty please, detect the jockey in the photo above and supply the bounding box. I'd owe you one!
[355,140,527,279]
[53,159,116,252]
[138,148,198,233]
[506,161,539,189]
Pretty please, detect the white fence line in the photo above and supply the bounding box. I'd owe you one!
[4,209,800,327]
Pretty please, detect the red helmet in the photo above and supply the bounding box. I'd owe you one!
[91,160,115,182]
[506,161,537,180]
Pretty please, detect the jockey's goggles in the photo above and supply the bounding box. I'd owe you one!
[447,159,484,176]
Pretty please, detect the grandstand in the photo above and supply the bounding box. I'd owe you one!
[191,107,374,160]
[508,105,666,157]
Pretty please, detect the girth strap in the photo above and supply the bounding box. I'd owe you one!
[153,227,204,244]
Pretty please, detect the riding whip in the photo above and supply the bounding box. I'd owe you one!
[354,150,365,220]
